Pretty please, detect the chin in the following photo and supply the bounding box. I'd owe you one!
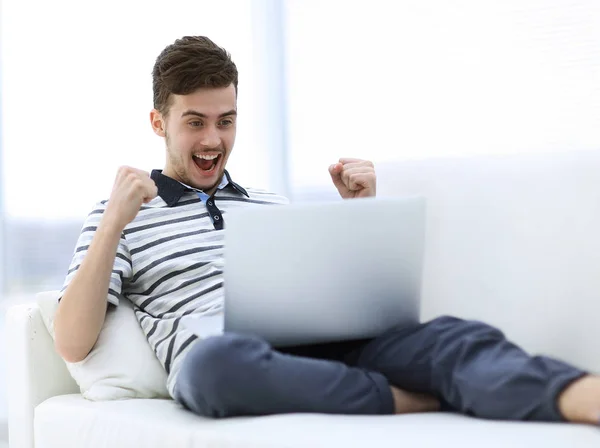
[191,170,224,194]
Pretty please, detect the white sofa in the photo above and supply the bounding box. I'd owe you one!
[6,150,600,447]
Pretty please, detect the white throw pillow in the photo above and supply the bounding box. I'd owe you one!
[36,290,170,401]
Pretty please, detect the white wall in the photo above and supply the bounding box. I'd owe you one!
[285,0,600,193]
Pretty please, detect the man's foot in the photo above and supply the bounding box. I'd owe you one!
[390,385,441,414]
[558,375,600,425]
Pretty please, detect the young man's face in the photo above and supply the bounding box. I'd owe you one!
[151,84,237,195]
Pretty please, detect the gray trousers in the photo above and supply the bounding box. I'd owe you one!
[174,316,586,420]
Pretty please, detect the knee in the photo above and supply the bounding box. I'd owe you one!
[430,315,505,341]
[175,333,269,417]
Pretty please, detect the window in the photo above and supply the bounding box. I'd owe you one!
[1,0,270,294]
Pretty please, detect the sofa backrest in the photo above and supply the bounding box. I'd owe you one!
[377,149,600,373]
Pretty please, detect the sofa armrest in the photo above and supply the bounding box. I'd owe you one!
[6,302,78,448]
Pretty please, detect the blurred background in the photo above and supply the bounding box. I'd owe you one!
[0,0,599,433]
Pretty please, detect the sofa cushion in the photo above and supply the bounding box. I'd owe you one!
[36,291,170,401]
[35,395,600,448]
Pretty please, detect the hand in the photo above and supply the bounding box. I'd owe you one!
[103,166,158,230]
[328,158,377,199]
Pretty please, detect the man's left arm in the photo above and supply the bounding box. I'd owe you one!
[329,158,377,199]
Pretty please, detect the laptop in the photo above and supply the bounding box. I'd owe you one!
[182,196,426,347]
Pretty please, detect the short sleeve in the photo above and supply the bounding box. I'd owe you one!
[59,201,133,306]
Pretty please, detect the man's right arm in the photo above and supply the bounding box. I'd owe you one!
[54,167,158,363]
[54,219,125,362]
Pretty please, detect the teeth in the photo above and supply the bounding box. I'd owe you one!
[194,154,219,160]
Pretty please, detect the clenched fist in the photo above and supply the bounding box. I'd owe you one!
[103,166,158,231]
[329,158,377,199]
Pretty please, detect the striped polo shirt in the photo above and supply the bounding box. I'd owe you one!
[60,169,289,397]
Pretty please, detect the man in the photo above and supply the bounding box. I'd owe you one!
[54,36,600,424]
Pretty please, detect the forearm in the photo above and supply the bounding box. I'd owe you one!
[54,218,124,362]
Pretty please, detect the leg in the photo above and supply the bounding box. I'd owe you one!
[173,333,394,418]
[348,316,588,422]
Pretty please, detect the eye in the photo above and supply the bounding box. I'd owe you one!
[188,120,203,128]
[219,118,234,127]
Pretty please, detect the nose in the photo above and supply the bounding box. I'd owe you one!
[200,126,221,148]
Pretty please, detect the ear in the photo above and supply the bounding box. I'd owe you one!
[150,109,166,137]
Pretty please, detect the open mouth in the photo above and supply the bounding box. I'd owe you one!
[192,153,222,175]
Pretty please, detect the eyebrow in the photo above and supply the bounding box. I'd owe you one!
[181,109,237,119]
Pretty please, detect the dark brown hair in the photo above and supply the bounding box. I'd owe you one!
[152,36,238,116]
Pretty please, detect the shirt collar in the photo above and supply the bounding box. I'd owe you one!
[150,169,249,207]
